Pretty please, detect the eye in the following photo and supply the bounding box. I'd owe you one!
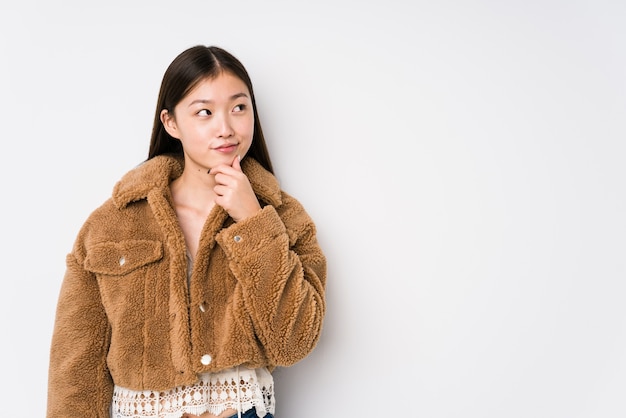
[197,109,212,116]
[233,104,247,112]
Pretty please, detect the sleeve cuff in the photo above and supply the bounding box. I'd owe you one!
[216,205,286,260]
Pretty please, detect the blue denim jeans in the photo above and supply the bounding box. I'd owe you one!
[227,407,273,418]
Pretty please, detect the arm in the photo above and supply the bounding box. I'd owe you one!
[47,253,113,418]
[216,201,326,366]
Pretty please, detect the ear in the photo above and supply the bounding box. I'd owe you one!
[160,109,180,139]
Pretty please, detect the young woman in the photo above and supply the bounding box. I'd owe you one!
[47,45,327,418]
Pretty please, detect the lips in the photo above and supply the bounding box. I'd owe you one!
[213,143,238,153]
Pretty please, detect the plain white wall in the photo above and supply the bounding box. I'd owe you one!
[1,0,625,416]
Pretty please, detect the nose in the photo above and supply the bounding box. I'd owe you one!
[216,113,234,138]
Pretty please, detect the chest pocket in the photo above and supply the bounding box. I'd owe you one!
[84,239,163,276]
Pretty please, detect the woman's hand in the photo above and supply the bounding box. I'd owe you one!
[209,155,261,222]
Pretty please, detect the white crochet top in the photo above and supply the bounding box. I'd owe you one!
[110,252,275,418]
[111,366,275,418]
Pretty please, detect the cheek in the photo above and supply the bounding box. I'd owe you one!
[242,119,255,154]
[240,116,255,139]
[178,124,208,146]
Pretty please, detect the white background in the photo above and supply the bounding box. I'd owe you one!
[1,1,625,416]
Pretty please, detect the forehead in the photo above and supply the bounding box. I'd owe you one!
[186,72,250,100]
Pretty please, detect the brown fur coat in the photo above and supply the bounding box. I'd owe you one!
[47,155,326,417]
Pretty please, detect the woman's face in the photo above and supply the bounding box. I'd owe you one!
[162,72,254,171]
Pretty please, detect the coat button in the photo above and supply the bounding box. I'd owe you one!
[200,354,212,365]
[234,235,241,242]
[119,256,126,266]
[199,303,207,313]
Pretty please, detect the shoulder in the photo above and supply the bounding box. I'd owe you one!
[112,155,182,209]
[69,156,181,259]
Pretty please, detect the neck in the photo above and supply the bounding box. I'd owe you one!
[170,166,217,214]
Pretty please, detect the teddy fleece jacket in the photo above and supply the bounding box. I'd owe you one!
[47,155,327,417]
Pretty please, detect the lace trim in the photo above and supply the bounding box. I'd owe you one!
[112,367,274,418]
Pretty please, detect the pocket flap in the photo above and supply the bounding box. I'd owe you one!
[84,240,163,276]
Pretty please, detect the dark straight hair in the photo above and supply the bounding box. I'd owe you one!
[147,45,274,174]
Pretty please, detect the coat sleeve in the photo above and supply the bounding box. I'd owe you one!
[216,200,327,366]
[47,252,113,418]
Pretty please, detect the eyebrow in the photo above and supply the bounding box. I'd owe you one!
[188,93,250,107]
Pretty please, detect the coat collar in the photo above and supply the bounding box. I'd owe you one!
[112,154,282,209]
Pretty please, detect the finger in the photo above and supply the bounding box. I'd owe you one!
[213,184,228,197]
[209,162,236,177]
[213,172,232,187]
